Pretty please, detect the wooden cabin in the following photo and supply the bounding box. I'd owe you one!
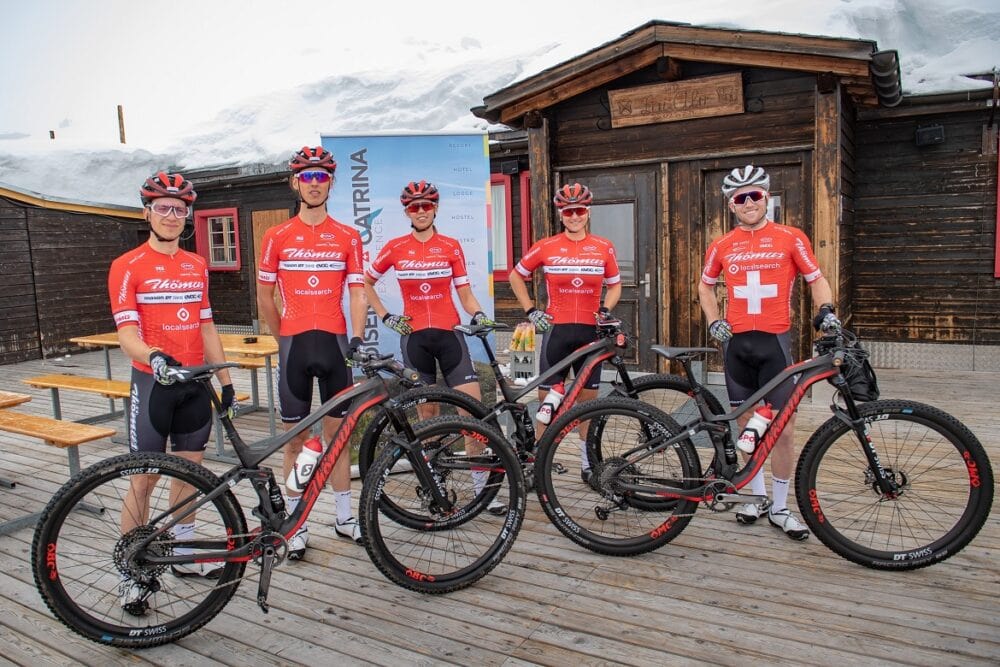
[0,183,143,364]
[476,20,999,372]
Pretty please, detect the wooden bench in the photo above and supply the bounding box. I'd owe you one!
[0,409,116,535]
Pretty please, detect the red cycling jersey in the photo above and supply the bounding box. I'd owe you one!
[365,232,470,331]
[513,233,621,325]
[701,220,822,334]
[108,243,213,373]
[257,215,364,336]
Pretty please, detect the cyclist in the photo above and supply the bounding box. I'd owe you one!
[257,146,367,555]
[508,182,621,482]
[698,165,840,541]
[364,180,504,514]
[108,171,237,614]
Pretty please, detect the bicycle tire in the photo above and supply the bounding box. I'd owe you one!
[590,373,726,470]
[796,400,994,571]
[360,415,525,593]
[32,453,248,648]
[536,397,701,556]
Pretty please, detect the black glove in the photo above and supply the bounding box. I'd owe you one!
[596,306,614,323]
[220,383,236,418]
[813,304,841,332]
[345,336,364,367]
[149,350,181,385]
[382,312,413,335]
[526,307,553,333]
[471,311,496,327]
[708,319,733,343]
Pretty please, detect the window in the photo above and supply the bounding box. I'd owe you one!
[590,203,636,283]
[194,207,241,271]
[490,174,513,281]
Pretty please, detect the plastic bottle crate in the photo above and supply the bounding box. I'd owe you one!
[509,351,538,380]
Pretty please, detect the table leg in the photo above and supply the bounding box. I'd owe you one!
[249,368,260,410]
[103,347,115,414]
[50,387,62,420]
[265,356,276,436]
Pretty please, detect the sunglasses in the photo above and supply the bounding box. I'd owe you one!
[561,206,590,218]
[732,190,767,205]
[297,170,332,184]
[149,203,190,218]
[405,202,436,213]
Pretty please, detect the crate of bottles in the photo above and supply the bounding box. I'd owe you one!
[509,322,539,380]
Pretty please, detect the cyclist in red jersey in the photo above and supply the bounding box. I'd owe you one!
[256,146,368,553]
[365,180,503,512]
[698,165,840,541]
[509,183,621,481]
[108,172,236,613]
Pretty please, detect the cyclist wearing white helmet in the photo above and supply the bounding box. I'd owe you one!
[698,165,840,541]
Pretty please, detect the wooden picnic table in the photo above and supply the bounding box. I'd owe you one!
[0,392,31,487]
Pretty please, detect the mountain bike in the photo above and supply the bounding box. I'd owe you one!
[31,354,525,648]
[357,318,725,502]
[534,328,994,570]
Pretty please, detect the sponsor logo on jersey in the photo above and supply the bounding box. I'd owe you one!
[142,278,205,290]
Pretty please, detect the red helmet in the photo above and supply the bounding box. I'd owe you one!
[553,182,593,209]
[400,180,440,206]
[288,146,337,173]
[140,172,197,205]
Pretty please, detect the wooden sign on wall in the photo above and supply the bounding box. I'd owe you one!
[608,72,744,128]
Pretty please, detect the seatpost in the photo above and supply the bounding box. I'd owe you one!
[476,332,520,403]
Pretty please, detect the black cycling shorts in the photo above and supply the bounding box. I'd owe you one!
[538,323,602,391]
[277,330,351,422]
[401,328,478,387]
[128,369,213,453]
[723,330,795,409]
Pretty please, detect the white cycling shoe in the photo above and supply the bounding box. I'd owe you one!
[170,561,224,579]
[334,517,363,544]
[767,508,810,541]
[288,526,309,560]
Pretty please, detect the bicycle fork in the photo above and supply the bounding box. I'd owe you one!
[830,383,900,499]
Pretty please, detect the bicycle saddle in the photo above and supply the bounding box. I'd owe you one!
[650,345,717,361]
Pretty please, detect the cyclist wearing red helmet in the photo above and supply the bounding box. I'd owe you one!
[509,183,621,479]
[699,165,840,541]
[108,171,237,613]
[256,146,367,553]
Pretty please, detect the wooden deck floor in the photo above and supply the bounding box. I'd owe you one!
[0,350,996,666]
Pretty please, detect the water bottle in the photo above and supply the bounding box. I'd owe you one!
[736,404,774,454]
[286,436,323,493]
[536,383,566,425]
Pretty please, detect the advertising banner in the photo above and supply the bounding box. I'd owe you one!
[322,132,492,361]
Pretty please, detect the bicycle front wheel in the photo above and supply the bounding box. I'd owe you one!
[360,416,525,594]
[537,397,701,557]
[796,400,994,570]
[31,453,248,648]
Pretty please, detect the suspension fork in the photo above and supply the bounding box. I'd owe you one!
[830,376,899,497]
[382,402,458,512]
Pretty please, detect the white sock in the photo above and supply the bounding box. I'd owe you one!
[471,469,487,495]
[749,468,767,498]
[334,490,353,524]
[771,477,790,513]
[286,495,306,530]
[173,521,195,556]
[577,437,590,470]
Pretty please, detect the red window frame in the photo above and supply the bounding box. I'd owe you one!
[194,207,241,272]
[519,171,531,257]
[491,174,514,282]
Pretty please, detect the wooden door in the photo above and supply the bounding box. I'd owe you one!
[559,168,659,370]
[252,209,290,335]
[670,155,812,370]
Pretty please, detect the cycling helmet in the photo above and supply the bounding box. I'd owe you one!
[400,180,440,206]
[140,172,197,205]
[721,165,769,198]
[288,146,337,173]
[552,183,593,209]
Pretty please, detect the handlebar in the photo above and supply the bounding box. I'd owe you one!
[349,351,422,385]
[164,362,240,383]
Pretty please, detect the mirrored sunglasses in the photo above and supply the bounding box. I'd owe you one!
[297,170,332,184]
[149,203,189,218]
[561,206,590,218]
[405,202,436,213]
[732,190,766,205]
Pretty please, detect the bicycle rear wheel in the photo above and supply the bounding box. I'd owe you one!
[360,416,525,593]
[31,453,248,648]
[537,397,701,557]
[796,400,994,570]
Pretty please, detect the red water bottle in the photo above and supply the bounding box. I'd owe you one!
[736,404,774,454]
[286,436,323,493]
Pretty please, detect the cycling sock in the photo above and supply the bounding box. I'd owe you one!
[577,437,590,470]
[173,521,195,556]
[771,477,790,513]
[471,469,487,495]
[334,490,353,524]
[749,468,767,498]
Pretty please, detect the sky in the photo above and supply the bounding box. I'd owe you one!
[0,0,997,205]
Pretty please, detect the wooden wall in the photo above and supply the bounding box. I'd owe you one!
[838,87,858,325]
[853,106,999,344]
[0,196,142,363]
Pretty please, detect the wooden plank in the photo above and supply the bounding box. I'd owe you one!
[813,82,841,304]
[609,72,744,128]
[0,410,116,447]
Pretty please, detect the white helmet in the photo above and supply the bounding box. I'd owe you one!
[722,165,769,198]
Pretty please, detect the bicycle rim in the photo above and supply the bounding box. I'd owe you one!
[538,397,700,557]
[31,453,248,647]
[796,400,994,570]
[360,416,525,593]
